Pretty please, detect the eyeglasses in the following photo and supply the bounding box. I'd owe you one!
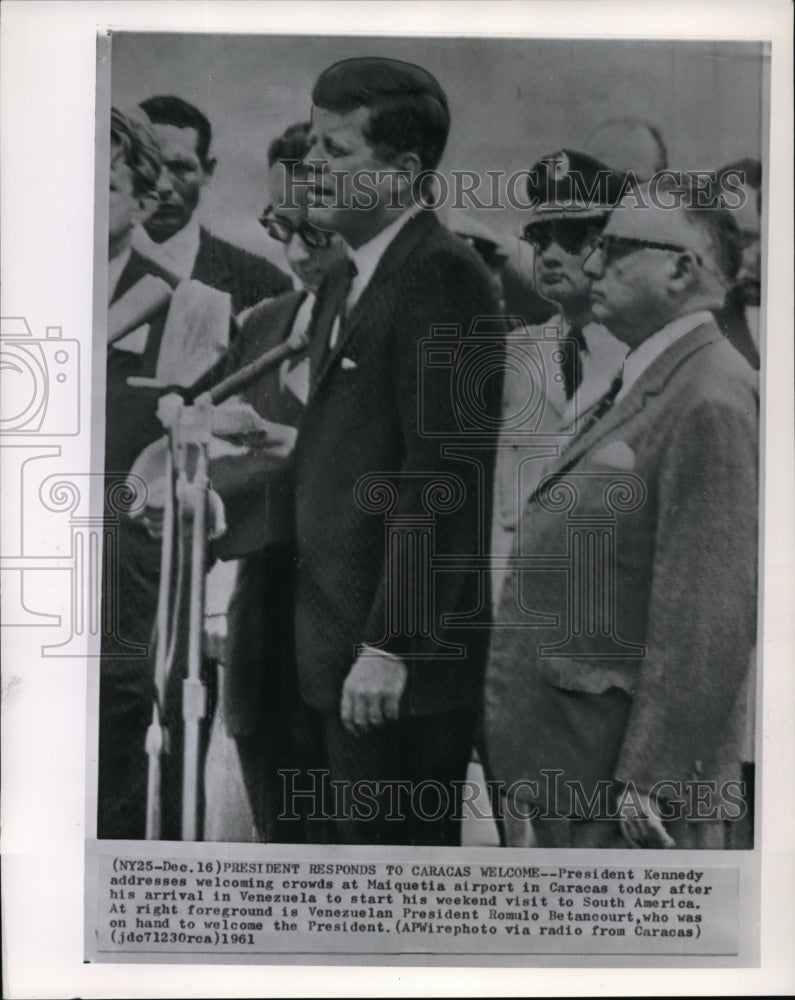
[258,207,335,250]
[521,219,602,256]
[587,235,698,265]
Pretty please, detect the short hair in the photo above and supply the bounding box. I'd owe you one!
[312,57,450,171]
[655,173,742,283]
[267,121,312,168]
[716,157,762,191]
[715,157,762,216]
[139,94,213,164]
[110,107,162,197]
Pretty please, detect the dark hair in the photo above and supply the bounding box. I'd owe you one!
[312,57,450,171]
[716,157,762,191]
[715,157,762,216]
[110,107,162,197]
[267,121,312,168]
[139,95,213,164]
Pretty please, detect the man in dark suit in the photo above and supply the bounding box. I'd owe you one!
[134,95,292,313]
[485,175,758,849]
[203,122,349,840]
[277,57,501,845]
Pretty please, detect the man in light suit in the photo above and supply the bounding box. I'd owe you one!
[492,151,628,608]
[286,57,501,844]
[485,174,758,849]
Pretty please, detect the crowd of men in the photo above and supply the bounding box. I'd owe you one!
[101,56,760,849]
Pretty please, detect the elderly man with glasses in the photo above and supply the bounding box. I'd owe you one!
[485,174,758,850]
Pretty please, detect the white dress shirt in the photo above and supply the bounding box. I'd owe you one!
[132,213,201,280]
[328,204,421,350]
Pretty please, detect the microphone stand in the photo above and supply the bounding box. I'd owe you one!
[137,330,308,841]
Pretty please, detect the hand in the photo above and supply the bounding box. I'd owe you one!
[340,650,408,734]
[618,791,676,849]
[211,398,297,456]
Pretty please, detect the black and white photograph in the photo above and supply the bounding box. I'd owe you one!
[2,1,794,995]
[99,30,764,851]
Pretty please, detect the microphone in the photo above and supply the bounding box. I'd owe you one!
[127,314,311,404]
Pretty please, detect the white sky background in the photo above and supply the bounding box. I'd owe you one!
[110,34,766,263]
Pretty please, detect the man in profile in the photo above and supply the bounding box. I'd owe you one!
[285,56,501,845]
[486,176,758,849]
[135,94,292,312]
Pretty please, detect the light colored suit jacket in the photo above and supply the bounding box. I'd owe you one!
[486,319,758,795]
[493,314,627,532]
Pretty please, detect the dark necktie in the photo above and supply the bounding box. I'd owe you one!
[572,366,624,441]
[307,258,357,384]
[531,367,624,505]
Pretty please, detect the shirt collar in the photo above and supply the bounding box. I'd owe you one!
[616,309,714,402]
[346,205,422,308]
[107,245,132,303]
[131,213,201,280]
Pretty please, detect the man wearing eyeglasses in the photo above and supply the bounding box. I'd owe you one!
[486,174,758,849]
[193,122,349,841]
[492,150,628,609]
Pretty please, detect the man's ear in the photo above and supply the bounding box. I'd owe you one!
[667,250,699,294]
[393,150,422,183]
[201,156,217,180]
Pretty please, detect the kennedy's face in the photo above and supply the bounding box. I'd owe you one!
[145,124,210,242]
[305,105,406,247]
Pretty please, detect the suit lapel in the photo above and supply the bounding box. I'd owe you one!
[311,211,439,392]
[111,249,173,303]
[539,320,723,484]
[192,228,233,295]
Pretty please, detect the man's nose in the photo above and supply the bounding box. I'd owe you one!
[540,242,565,267]
[581,245,603,278]
[156,167,175,198]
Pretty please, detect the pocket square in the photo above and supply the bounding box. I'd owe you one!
[340,356,358,370]
[590,440,636,470]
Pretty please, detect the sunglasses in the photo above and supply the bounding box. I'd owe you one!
[521,219,602,256]
[258,208,335,250]
[586,235,699,265]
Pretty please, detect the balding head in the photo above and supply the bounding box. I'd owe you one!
[583,175,740,345]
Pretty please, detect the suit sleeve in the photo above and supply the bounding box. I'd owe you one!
[613,388,759,791]
[360,248,502,663]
